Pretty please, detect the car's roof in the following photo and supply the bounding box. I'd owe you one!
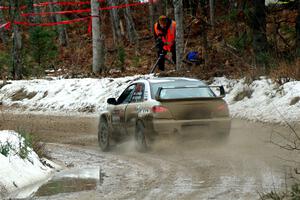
[146,77,206,85]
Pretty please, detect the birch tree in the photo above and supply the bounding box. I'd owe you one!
[91,0,105,73]
[10,0,23,79]
[49,0,68,47]
[173,0,184,70]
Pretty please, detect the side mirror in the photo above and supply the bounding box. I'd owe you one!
[219,86,225,97]
[107,98,117,105]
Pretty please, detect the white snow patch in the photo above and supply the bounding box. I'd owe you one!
[212,77,300,123]
[0,75,152,114]
[0,75,299,123]
[0,130,55,199]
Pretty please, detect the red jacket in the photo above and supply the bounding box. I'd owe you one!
[154,20,176,52]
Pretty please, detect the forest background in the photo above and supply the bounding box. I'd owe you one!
[0,0,299,84]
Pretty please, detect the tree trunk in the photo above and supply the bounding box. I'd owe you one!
[26,0,41,23]
[124,0,139,47]
[209,0,215,28]
[49,0,68,47]
[296,0,300,56]
[149,0,160,33]
[251,0,269,68]
[0,8,8,44]
[199,0,209,66]
[26,0,35,23]
[91,0,105,73]
[190,0,198,16]
[229,0,235,10]
[108,0,122,45]
[173,0,184,71]
[10,0,23,80]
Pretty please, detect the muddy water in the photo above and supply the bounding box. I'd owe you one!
[0,111,299,199]
[35,178,97,196]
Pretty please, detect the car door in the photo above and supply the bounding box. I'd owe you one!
[125,83,145,135]
[111,84,136,136]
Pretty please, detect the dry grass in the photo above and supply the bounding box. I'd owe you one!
[11,88,37,101]
[270,59,300,85]
[31,136,49,159]
[234,88,253,101]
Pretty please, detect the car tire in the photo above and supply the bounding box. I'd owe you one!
[98,117,110,152]
[135,121,148,152]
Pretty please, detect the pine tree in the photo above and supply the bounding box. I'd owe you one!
[29,27,57,70]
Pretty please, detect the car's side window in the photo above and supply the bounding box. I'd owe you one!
[130,83,145,103]
[117,85,136,104]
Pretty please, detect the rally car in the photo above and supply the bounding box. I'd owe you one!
[97,77,231,152]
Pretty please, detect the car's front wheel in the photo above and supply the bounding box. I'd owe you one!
[98,117,110,152]
[135,121,148,152]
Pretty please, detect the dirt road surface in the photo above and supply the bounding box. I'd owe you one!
[1,112,299,199]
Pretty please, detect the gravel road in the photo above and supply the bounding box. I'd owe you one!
[1,112,299,200]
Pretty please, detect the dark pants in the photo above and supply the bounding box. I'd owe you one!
[157,45,176,71]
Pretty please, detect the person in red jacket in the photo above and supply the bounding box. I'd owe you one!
[154,15,176,71]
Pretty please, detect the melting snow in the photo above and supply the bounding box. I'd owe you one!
[0,75,299,123]
[0,130,56,199]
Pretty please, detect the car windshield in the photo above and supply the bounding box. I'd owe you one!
[150,80,216,99]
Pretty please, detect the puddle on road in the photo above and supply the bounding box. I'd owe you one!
[34,178,97,197]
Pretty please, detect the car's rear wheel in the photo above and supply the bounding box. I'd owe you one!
[98,118,110,152]
[135,121,148,152]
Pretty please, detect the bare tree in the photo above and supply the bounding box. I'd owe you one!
[49,0,68,47]
[10,0,23,79]
[124,0,139,47]
[26,0,41,23]
[251,0,269,69]
[173,0,184,70]
[91,0,105,73]
[209,0,215,28]
[188,0,198,16]
[296,0,300,56]
[108,0,122,46]
[149,0,160,33]
[0,8,8,45]
[199,0,209,66]
[26,0,35,23]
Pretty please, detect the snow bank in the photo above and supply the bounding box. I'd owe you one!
[212,77,300,123]
[0,130,54,199]
[0,75,300,123]
[0,75,151,114]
